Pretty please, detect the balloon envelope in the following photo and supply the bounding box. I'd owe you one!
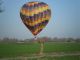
[20,1,51,36]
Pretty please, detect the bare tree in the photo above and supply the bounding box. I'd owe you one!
[0,0,4,13]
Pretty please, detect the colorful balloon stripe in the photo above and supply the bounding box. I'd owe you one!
[24,20,48,30]
[20,5,49,16]
[20,10,51,26]
[24,20,48,35]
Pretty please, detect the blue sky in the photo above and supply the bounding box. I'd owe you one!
[0,0,80,39]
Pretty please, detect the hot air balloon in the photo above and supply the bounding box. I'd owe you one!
[20,1,51,37]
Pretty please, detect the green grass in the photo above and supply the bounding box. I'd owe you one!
[44,42,80,52]
[52,55,80,60]
[0,42,80,58]
[0,43,40,58]
[27,55,80,60]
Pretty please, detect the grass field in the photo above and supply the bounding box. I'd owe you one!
[0,42,80,60]
[44,42,80,52]
[26,55,80,60]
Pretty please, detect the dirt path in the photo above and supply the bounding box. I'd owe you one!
[45,52,80,57]
[0,52,80,60]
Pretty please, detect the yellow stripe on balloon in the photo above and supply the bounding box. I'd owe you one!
[33,25,45,35]
[25,16,50,26]
[33,16,49,26]
[21,6,49,16]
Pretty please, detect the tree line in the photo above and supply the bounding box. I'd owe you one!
[0,37,80,43]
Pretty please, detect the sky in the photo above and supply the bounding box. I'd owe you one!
[0,0,80,39]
